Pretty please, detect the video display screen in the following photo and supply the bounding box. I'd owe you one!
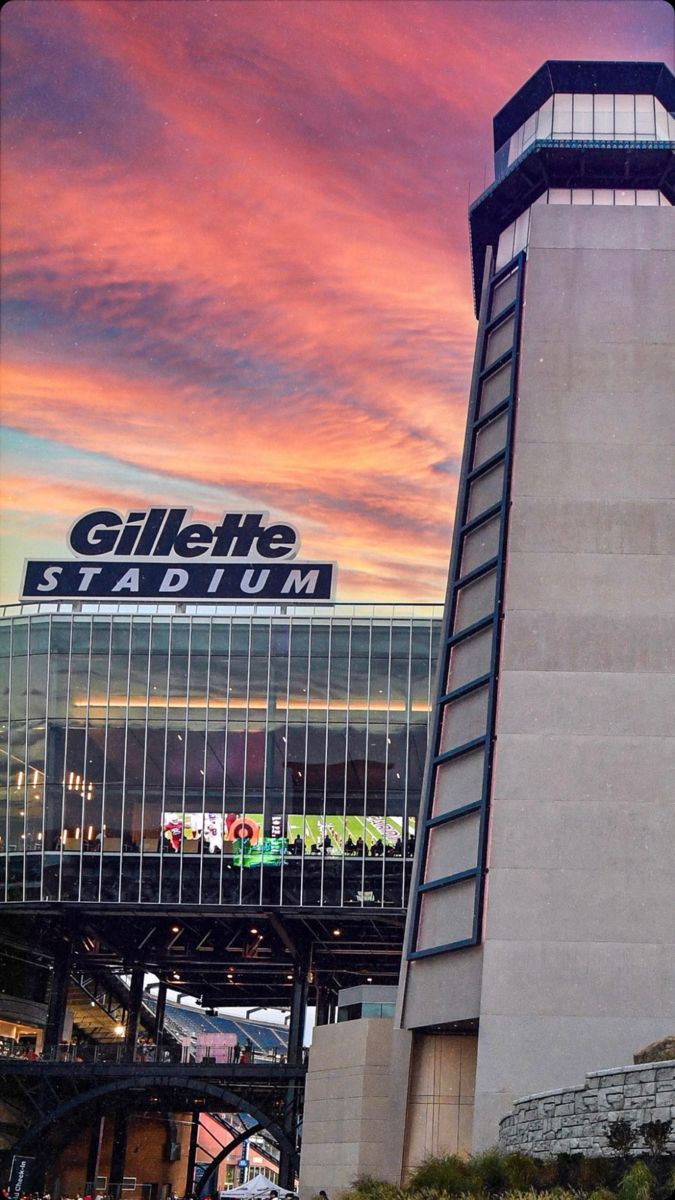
[161,811,286,866]
[160,812,415,864]
[286,815,414,856]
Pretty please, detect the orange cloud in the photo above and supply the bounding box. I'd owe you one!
[2,0,671,601]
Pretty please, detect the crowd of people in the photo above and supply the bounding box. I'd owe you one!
[3,1187,307,1200]
[5,1193,218,1200]
[288,833,415,857]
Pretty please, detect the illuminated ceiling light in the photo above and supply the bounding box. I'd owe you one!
[250,927,259,935]
[79,696,431,714]
[367,977,373,983]
[171,925,181,934]
[332,928,341,937]
[90,1001,96,1007]
[114,1024,125,1036]
[173,972,181,981]
[286,974,293,980]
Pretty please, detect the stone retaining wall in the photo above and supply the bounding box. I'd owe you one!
[498,1061,675,1155]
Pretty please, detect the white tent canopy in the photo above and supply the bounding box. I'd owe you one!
[220,1173,295,1199]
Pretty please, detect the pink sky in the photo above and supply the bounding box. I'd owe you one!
[1,0,673,602]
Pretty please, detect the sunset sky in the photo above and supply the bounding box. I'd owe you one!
[1,0,673,604]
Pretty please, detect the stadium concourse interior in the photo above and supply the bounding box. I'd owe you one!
[0,927,298,1191]
[0,903,405,1013]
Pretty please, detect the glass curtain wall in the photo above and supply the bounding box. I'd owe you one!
[0,610,440,908]
[495,93,674,178]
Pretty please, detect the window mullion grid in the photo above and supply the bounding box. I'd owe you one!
[38,618,54,900]
[484,298,517,336]
[301,621,311,908]
[20,622,30,900]
[2,622,11,902]
[157,616,171,905]
[408,250,523,957]
[280,619,292,904]
[217,620,232,906]
[361,620,373,909]
[472,253,524,944]
[178,618,193,907]
[241,620,253,907]
[77,619,95,901]
[402,618,413,890]
[100,622,115,900]
[58,620,74,902]
[137,619,151,905]
[339,621,353,911]
[322,620,332,906]
[118,615,133,904]
[260,619,272,906]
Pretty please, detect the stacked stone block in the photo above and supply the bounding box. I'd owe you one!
[498,1061,675,1155]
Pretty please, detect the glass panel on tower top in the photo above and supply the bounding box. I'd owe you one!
[499,93,674,176]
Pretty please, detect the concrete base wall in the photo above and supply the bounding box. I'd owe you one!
[402,1034,477,1178]
[299,1018,412,1197]
[498,1060,675,1156]
[472,204,675,1148]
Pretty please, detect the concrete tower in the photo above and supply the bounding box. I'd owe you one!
[398,60,675,1154]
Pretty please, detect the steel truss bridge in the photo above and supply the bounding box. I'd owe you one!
[0,1058,306,1192]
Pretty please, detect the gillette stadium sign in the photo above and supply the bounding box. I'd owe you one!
[21,508,336,602]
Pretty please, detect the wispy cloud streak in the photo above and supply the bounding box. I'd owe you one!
[1,0,672,600]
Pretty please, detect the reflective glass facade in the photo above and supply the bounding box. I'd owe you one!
[496,92,675,177]
[0,605,440,908]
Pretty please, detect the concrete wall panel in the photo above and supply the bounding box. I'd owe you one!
[492,733,675,805]
[472,203,675,1150]
[299,1020,413,1196]
[500,612,675,674]
[402,1035,477,1177]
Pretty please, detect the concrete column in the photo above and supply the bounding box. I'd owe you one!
[109,1109,128,1196]
[43,936,73,1056]
[154,979,167,1061]
[123,966,144,1063]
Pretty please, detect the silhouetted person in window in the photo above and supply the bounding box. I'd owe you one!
[406,834,416,857]
[392,837,403,857]
[323,835,332,851]
[355,836,364,855]
[371,838,384,857]
[344,836,356,854]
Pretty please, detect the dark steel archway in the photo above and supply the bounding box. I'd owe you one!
[15,1075,294,1164]
[198,1122,265,1193]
